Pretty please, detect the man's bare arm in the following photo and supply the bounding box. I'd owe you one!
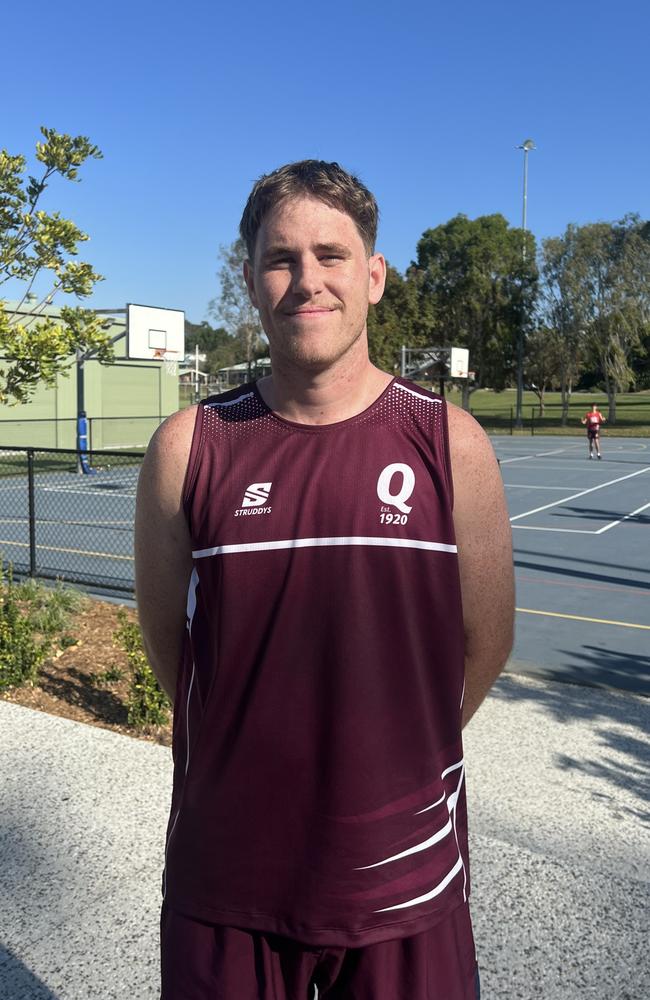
[134,406,197,701]
[447,404,515,727]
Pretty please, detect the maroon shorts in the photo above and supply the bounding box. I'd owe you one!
[160,900,479,999]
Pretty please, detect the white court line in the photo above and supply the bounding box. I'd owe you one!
[512,525,599,534]
[498,447,577,465]
[501,462,616,472]
[41,486,135,498]
[509,466,650,522]
[505,484,572,491]
[595,501,650,534]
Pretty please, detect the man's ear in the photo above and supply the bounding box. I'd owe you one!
[243,259,258,308]
[368,253,386,306]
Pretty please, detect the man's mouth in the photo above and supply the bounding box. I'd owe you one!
[286,306,337,316]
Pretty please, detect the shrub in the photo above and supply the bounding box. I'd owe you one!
[96,665,125,685]
[15,578,85,637]
[114,610,170,728]
[0,567,50,690]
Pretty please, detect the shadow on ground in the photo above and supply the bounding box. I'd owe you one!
[508,643,650,696]
[514,556,649,592]
[492,672,650,813]
[0,945,59,1000]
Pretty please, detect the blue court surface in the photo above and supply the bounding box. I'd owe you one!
[0,459,139,591]
[0,436,648,695]
[492,435,650,695]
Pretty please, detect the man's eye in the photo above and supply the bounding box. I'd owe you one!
[320,255,342,264]
[268,258,292,269]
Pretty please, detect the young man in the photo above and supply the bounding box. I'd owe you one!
[135,161,514,1000]
[581,403,606,459]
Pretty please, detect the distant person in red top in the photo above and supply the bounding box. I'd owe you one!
[581,403,606,459]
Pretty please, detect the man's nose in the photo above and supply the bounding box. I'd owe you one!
[291,257,323,297]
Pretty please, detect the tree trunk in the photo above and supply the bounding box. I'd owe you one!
[604,373,617,424]
[461,381,478,411]
[560,373,570,426]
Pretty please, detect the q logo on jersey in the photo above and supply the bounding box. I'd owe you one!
[377,463,415,524]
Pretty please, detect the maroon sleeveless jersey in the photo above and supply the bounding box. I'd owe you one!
[163,377,471,948]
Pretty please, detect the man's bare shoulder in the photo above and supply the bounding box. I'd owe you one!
[445,400,497,467]
[146,405,199,467]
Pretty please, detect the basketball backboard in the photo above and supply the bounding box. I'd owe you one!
[450,347,469,379]
[127,303,185,361]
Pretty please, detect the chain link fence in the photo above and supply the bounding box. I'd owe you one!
[0,447,142,593]
[0,416,164,451]
[470,404,650,435]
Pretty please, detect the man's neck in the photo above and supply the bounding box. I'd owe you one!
[256,358,393,426]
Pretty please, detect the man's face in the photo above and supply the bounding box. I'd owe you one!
[244,196,385,373]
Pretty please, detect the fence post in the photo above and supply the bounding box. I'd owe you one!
[531,406,535,436]
[27,449,37,577]
[510,407,513,435]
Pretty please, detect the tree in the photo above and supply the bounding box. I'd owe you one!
[524,327,560,415]
[0,127,113,404]
[539,230,588,424]
[540,217,650,423]
[367,262,422,372]
[411,214,537,390]
[184,319,241,373]
[581,217,650,421]
[209,238,265,376]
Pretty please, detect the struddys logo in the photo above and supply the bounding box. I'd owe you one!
[234,482,273,517]
[377,463,415,526]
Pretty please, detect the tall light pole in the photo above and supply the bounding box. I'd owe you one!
[515,138,535,428]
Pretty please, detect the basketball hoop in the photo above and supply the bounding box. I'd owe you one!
[150,347,178,375]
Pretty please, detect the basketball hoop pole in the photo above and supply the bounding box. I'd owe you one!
[75,322,127,474]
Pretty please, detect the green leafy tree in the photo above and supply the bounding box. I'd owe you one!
[541,216,650,423]
[0,127,114,404]
[185,319,241,373]
[367,262,422,372]
[209,238,265,376]
[524,326,560,415]
[411,214,537,390]
[539,230,588,424]
[581,216,650,421]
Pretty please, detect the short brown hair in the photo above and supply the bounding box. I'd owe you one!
[240,160,379,259]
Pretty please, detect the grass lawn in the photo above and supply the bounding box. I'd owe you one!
[441,388,650,436]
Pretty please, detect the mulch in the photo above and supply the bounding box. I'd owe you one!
[1,598,172,746]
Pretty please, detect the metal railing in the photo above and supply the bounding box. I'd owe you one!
[469,405,649,435]
[0,446,143,593]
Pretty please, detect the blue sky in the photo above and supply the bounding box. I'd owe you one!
[2,0,648,324]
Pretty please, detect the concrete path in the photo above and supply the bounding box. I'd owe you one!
[1,672,648,999]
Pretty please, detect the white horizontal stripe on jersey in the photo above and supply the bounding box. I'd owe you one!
[355,817,453,870]
[394,382,443,403]
[374,854,464,913]
[192,536,458,559]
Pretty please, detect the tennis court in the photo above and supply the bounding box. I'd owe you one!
[0,452,140,591]
[493,434,650,694]
[0,435,648,694]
